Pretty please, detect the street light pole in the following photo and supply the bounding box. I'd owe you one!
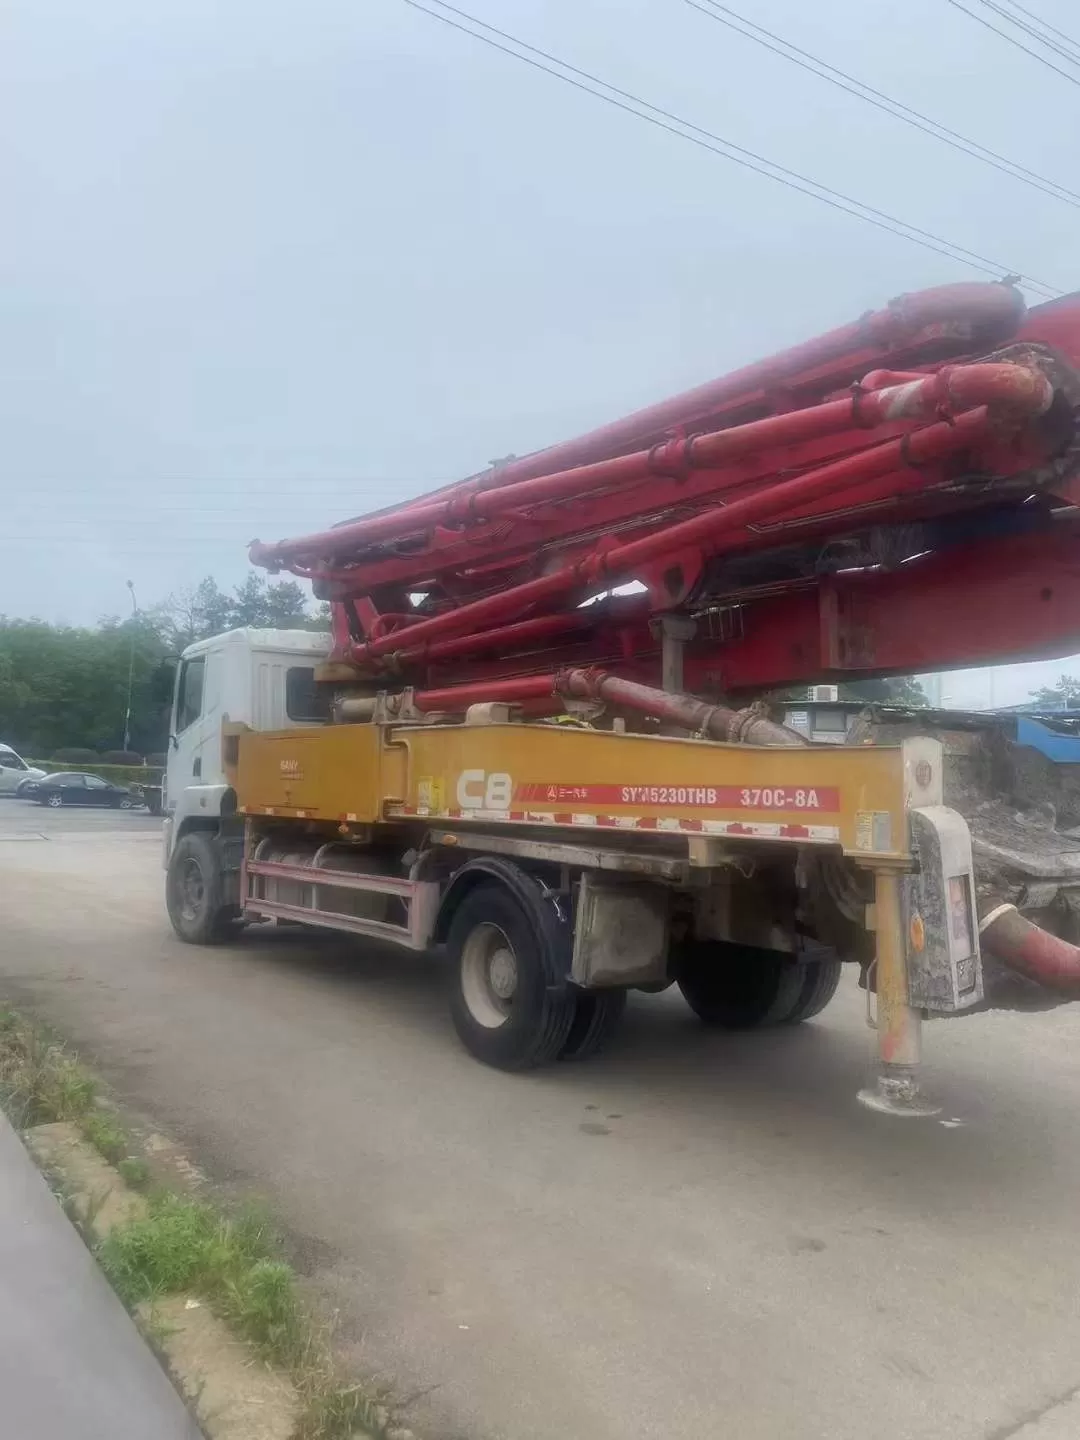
[123,580,137,752]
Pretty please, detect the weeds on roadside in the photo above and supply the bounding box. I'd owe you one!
[99,1195,308,1366]
[81,1109,128,1164]
[295,1382,389,1440]
[117,1156,151,1189]
[0,1011,150,1176]
[100,1193,379,1436]
[0,1010,96,1128]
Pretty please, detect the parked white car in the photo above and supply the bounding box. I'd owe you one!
[0,746,46,796]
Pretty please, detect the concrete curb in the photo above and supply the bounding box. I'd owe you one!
[0,1110,202,1440]
[26,1121,302,1440]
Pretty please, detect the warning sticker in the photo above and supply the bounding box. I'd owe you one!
[855,810,892,852]
[416,776,445,814]
[514,783,840,812]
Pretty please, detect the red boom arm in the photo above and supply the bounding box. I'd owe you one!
[250,282,1080,702]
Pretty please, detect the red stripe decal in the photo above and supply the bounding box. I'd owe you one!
[514,782,840,812]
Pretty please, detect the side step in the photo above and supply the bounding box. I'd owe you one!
[244,857,438,949]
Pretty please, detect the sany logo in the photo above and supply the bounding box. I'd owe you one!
[279,759,301,777]
[456,770,513,810]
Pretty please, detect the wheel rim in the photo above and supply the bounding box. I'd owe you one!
[119,798,133,809]
[48,795,62,807]
[460,922,519,1029]
[178,857,206,924]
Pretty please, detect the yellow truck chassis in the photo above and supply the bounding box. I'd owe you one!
[206,713,981,1115]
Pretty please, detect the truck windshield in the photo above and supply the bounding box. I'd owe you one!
[176,657,205,732]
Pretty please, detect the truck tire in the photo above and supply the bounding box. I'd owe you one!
[166,831,239,945]
[447,881,577,1071]
[559,989,627,1061]
[674,941,807,1029]
[783,956,843,1024]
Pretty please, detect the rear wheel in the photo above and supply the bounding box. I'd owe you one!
[166,831,239,944]
[675,940,836,1029]
[784,955,843,1024]
[559,988,627,1061]
[447,881,576,1070]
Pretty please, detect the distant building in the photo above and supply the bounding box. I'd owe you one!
[783,699,867,744]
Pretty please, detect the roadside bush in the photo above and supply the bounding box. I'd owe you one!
[100,750,144,766]
[144,753,167,767]
[29,761,163,786]
[49,747,99,764]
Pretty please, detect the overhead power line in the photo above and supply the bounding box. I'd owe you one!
[401,0,1059,297]
[945,0,1080,87]
[992,0,1080,55]
[684,0,1080,210]
[973,0,1080,64]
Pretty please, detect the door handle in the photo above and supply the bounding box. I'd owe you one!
[193,757,202,778]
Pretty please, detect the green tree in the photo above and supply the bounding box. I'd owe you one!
[150,577,234,651]
[230,573,269,627]
[0,616,169,757]
[230,574,311,629]
[1030,675,1080,708]
[151,573,320,648]
[0,571,325,758]
[839,675,928,706]
[775,676,928,707]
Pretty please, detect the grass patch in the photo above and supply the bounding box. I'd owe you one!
[296,1384,389,1440]
[0,1011,149,1173]
[80,1108,129,1164]
[117,1155,151,1189]
[0,1010,97,1128]
[100,1193,378,1436]
[99,1196,307,1365]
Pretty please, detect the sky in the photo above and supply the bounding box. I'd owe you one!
[2,0,1079,705]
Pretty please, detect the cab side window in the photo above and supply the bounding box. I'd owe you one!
[286,667,332,723]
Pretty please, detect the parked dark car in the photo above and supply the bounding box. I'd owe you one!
[32,773,141,809]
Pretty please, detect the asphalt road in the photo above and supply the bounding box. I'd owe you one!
[3,800,1080,1440]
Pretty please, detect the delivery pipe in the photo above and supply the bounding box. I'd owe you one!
[378,610,600,671]
[249,360,1047,573]
[341,406,994,666]
[556,669,808,746]
[979,903,1080,989]
[403,283,1027,499]
[411,666,806,748]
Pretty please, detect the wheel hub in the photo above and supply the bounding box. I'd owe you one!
[460,922,519,1029]
[488,947,518,1000]
[179,858,205,923]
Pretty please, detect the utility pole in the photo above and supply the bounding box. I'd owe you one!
[123,580,137,752]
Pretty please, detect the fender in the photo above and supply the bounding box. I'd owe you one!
[434,855,572,990]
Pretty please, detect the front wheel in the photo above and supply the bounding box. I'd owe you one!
[447,880,577,1070]
[47,794,63,809]
[166,831,239,944]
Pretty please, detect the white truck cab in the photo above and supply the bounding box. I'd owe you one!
[164,628,331,874]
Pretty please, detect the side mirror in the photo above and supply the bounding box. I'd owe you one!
[169,734,179,751]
